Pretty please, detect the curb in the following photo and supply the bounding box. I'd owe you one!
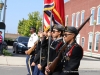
[83,55,100,59]
[0,64,26,66]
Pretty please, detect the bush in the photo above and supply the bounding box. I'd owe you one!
[4,38,14,46]
[3,49,13,56]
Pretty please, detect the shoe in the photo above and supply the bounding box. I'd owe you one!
[27,74,30,75]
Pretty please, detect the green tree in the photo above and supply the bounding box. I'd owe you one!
[18,11,42,36]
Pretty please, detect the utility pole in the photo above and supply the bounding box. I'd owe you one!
[3,0,7,23]
[3,0,7,41]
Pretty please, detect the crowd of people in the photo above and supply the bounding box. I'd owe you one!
[25,24,83,75]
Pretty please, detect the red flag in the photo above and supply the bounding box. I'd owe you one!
[44,0,65,31]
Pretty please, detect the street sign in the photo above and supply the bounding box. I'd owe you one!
[0,22,6,29]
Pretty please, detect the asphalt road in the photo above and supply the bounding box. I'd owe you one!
[0,65,27,75]
[0,65,100,75]
[3,46,99,75]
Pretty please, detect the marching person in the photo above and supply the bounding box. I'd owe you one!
[43,25,65,75]
[25,26,38,75]
[45,26,83,75]
[31,29,49,75]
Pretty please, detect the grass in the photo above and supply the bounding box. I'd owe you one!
[3,49,13,56]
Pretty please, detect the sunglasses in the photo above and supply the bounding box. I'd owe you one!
[52,30,59,33]
[64,33,72,37]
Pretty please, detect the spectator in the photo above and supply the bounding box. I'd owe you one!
[0,31,3,55]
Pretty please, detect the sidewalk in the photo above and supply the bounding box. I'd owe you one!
[0,55,100,70]
[0,56,26,66]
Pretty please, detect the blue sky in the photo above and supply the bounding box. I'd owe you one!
[1,0,68,34]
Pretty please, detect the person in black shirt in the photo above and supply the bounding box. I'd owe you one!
[45,26,83,75]
[45,25,65,75]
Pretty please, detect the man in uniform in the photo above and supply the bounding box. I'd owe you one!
[26,27,38,75]
[45,26,83,75]
[31,30,49,75]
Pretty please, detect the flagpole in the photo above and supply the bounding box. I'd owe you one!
[39,0,44,64]
[47,11,52,65]
[40,13,44,64]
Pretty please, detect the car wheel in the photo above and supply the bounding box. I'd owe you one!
[5,46,8,50]
[15,47,19,54]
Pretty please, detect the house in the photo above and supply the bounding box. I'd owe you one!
[64,0,100,58]
[5,33,20,41]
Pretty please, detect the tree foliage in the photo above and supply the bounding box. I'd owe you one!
[18,11,42,36]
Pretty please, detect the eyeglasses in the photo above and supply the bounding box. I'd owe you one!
[52,30,59,33]
[64,34,72,37]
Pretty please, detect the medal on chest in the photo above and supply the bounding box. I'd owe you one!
[65,53,70,61]
[65,56,70,61]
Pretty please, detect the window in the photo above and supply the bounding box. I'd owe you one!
[97,6,100,24]
[94,33,100,51]
[76,12,80,27]
[80,11,85,24]
[90,8,95,25]
[72,13,75,26]
[88,33,93,50]
[65,15,68,26]
[81,37,85,47]
[76,34,80,44]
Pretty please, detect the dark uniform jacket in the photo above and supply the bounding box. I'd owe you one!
[59,41,83,75]
[33,36,48,66]
[46,37,64,74]
[49,37,64,62]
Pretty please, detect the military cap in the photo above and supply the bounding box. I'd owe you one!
[53,25,65,31]
[30,26,36,30]
[65,26,79,35]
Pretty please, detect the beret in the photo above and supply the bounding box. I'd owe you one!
[30,26,36,30]
[65,26,78,35]
[53,25,64,31]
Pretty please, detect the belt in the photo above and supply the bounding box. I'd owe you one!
[35,54,37,56]
[48,62,52,65]
[41,57,45,60]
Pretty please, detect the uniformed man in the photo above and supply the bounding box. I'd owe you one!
[31,30,49,75]
[45,26,83,75]
[44,25,65,75]
[25,26,38,75]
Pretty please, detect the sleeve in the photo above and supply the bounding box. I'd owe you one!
[64,46,83,71]
[41,56,47,68]
[32,34,38,46]
[33,51,40,63]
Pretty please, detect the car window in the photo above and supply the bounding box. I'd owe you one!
[18,37,29,42]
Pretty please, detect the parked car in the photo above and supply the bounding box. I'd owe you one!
[2,41,8,50]
[13,36,29,54]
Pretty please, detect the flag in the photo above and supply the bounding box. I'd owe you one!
[44,0,65,31]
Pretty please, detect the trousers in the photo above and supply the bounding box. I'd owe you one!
[0,43,3,54]
[33,65,45,75]
[26,55,34,75]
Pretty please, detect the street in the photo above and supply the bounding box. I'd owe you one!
[0,65,27,75]
[0,65,100,75]
[0,46,100,75]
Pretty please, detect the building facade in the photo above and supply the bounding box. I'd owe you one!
[65,0,100,57]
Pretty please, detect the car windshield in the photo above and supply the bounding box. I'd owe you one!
[18,37,29,42]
